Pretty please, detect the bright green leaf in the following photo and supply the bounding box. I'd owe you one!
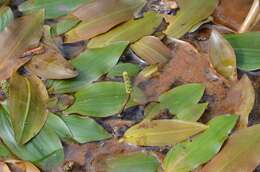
[177,103,208,122]
[107,63,141,78]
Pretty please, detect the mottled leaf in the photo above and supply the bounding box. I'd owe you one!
[107,63,141,78]
[9,72,48,144]
[0,10,43,81]
[163,115,238,172]
[0,6,13,32]
[225,31,260,71]
[123,119,208,146]
[209,30,237,81]
[201,124,260,172]
[65,0,146,42]
[87,12,163,48]
[65,82,129,117]
[164,0,218,38]
[49,42,128,93]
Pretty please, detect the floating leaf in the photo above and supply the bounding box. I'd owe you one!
[163,0,218,38]
[144,102,164,120]
[159,83,205,114]
[200,124,260,172]
[47,94,74,112]
[65,82,129,117]
[99,152,160,172]
[47,113,111,143]
[9,72,49,144]
[50,42,128,93]
[209,30,237,81]
[131,36,172,64]
[19,0,91,19]
[87,12,163,48]
[0,10,44,81]
[177,103,208,122]
[163,115,238,172]
[0,6,13,32]
[0,106,64,171]
[5,160,40,172]
[51,15,80,36]
[107,63,141,78]
[123,119,208,146]
[225,32,260,71]
[65,0,146,42]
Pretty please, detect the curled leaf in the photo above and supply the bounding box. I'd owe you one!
[123,119,208,146]
[209,30,237,81]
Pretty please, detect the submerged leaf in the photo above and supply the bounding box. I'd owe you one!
[131,36,172,65]
[0,6,13,32]
[65,0,146,42]
[50,42,128,93]
[65,82,129,117]
[164,0,218,38]
[209,30,237,81]
[123,119,208,146]
[225,32,260,71]
[9,72,48,144]
[0,10,44,81]
[100,152,160,172]
[163,115,238,172]
[201,124,260,172]
[87,12,163,48]
[0,106,64,171]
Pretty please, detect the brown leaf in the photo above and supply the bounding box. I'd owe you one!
[5,160,40,172]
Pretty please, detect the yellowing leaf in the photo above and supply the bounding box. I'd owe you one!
[201,124,260,172]
[5,160,40,172]
[65,0,146,42]
[164,0,218,38]
[131,36,172,65]
[0,10,44,81]
[87,12,163,48]
[9,72,48,144]
[123,119,208,146]
[209,30,237,81]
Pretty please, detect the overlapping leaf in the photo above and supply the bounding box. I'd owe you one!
[163,115,238,172]
[49,42,128,93]
[123,119,208,146]
[107,63,141,78]
[65,0,146,42]
[9,72,49,144]
[0,10,44,81]
[87,12,163,48]
[0,6,13,32]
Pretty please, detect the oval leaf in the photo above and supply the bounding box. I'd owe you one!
[9,72,49,144]
[123,119,208,146]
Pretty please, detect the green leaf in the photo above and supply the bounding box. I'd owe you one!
[65,0,146,42]
[107,63,140,78]
[0,143,13,160]
[49,42,128,93]
[123,119,208,146]
[163,0,218,38]
[47,113,111,143]
[87,12,163,48]
[102,152,160,172]
[0,6,13,32]
[51,15,80,36]
[163,115,238,172]
[159,83,205,114]
[225,32,260,71]
[131,36,172,64]
[19,0,91,19]
[144,102,164,120]
[0,10,44,81]
[0,106,64,171]
[201,124,260,172]
[65,82,129,117]
[176,103,208,122]
[9,72,49,144]
[209,30,237,81]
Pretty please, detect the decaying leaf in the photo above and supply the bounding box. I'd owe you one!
[123,119,208,146]
[200,124,260,172]
[87,12,163,48]
[65,82,129,117]
[5,160,40,172]
[209,30,237,81]
[50,42,128,93]
[0,10,44,81]
[163,0,219,38]
[9,72,49,144]
[163,115,238,172]
[65,0,146,42]
[131,36,172,65]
